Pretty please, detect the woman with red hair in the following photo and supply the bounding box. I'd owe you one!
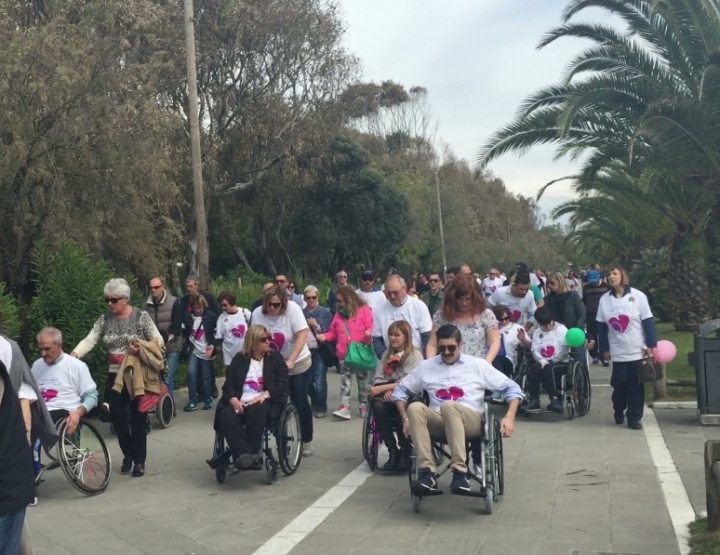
[426,274,500,363]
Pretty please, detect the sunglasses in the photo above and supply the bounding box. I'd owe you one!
[259,336,271,343]
[438,345,458,354]
[105,297,122,304]
[429,278,441,283]
[499,316,510,322]
[288,284,296,289]
[305,295,317,300]
[275,280,287,284]
[268,302,282,309]
[338,275,348,279]
[150,285,162,290]
[362,277,374,282]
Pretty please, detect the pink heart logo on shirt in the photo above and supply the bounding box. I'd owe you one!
[245,378,264,392]
[609,314,630,334]
[510,310,522,322]
[192,328,205,341]
[490,286,497,292]
[41,388,58,403]
[269,332,285,353]
[231,324,246,339]
[436,386,465,401]
[540,346,555,358]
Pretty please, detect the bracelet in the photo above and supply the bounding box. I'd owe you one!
[403,416,409,422]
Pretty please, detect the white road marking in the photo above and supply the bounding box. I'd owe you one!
[251,463,372,555]
[643,409,696,555]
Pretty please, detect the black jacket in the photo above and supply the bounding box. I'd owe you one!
[0,360,36,517]
[546,291,586,330]
[213,350,289,430]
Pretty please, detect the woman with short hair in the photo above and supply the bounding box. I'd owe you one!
[303,285,333,418]
[182,295,220,412]
[215,291,252,370]
[251,286,314,455]
[72,278,163,477]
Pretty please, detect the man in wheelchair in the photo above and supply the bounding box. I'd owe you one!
[392,324,522,494]
[522,306,569,414]
[31,328,98,431]
[213,325,288,470]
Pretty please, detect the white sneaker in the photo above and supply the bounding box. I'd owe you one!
[359,404,368,418]
[302,442,313,457]
[333,405,351,420]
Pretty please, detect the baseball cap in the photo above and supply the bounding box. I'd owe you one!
[361,270,375,280]
[587,270,601,283]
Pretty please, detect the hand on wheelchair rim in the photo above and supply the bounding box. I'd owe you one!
[500,417,514,438]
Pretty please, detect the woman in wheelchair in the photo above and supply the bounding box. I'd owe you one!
[215,325,289,470]
[522,306,569,414]
[490,305,531,377]
[368,320,422,471]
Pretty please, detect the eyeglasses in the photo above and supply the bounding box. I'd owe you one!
[105,297,122,304]
[259,336,271,343]
[438,345,458,354]
[150,285,162,290]
[268,302,282,309]
[338,275,348,279]
[305,295,317,300]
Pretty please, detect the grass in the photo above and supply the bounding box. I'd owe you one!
[689,518,720,554]
[648,322,696,402]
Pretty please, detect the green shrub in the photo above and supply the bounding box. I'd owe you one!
[0,283,22,340]
[209,274,264,310]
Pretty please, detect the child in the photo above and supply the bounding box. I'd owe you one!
[523,305,569,413]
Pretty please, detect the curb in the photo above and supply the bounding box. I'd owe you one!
[651,401,697,410]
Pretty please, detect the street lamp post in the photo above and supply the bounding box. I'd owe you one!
[434,170,448,282]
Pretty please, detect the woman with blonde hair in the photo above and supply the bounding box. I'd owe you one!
[214,325,289,469]
[545,270,586,331]
[317,285,373,420]
[368,320,422,470]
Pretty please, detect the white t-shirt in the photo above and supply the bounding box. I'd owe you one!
[499,323,525,367]
[530,273,541,287]
[241,358,264,403]
[488,286,537,325]
[481,277,504,298]
[190,316,211,360]
[531,323,569,366]
[215,309,251,366]
[356,289,386,314]
[372,296,433,351]
[31,354,96,412]
[596,287,653,362]
[251,302,311,362]
[393,353,523,414]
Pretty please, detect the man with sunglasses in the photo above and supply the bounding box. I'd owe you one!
[275,274,305,308]
[392,324,521,494]
[420,272,444,317]
[355,270,385,313]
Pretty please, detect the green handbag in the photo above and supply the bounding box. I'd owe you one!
[342,320,376,371]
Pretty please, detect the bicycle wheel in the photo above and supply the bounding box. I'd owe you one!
[57,419,112,495]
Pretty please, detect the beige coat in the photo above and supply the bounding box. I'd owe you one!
[113,339,165,398]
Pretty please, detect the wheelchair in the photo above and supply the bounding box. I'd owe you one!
[34,416,113,497]
[407,399,504,515]
[362,400,409,472]
[207,402,302,485]
[108,384,174,435]
[518,347,592,419]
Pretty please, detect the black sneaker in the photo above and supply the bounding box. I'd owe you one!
[614,413,624,425]
[548,397,564,414]
[450,470,471,494]
[628,421,643,431]
[522,397,541,412]
[120,458,133,474]
[132,463,145,478]
[415,468,438,491]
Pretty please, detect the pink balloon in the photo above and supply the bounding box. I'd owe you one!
[653,340,677,363]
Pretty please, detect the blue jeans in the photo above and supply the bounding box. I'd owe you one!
[0,508,26,555]
[187,354,212,404]
[164,351,180,400]
[308,349,328,414]
[289,370,313,443]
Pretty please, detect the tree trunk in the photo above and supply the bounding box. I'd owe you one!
[668,230,710,332]
[219,203,252,272]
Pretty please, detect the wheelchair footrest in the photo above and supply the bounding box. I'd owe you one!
[411,483,444,497]
[451,488,487,498]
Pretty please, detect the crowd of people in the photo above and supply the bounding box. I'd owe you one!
[0,260,659,554]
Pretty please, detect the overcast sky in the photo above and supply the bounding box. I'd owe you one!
[338,0,612,220]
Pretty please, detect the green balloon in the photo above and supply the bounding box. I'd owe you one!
[566,327,586,348]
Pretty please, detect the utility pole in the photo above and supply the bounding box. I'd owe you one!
[184,0,209,288]
[435,170,448,282]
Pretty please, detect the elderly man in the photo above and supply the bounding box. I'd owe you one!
[372,275,433,359]
[327,270,349,314]
[481,268,504,298]
[146,276,182,408]
[393,324,521,494]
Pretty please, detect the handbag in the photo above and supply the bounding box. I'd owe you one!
[341,320,376,371]
[639,358,664,383]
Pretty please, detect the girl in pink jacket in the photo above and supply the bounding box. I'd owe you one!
[317,286,373,420]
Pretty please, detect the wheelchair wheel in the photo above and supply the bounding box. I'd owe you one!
[57,418,112,496]
[278,404,302,476]
[156,392,174,429]
[492,417,505,495]
[361,404,378,471]
[572,361,592,416]
[484,416,499,514]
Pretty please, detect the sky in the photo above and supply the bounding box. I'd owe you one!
[338,0,612,221]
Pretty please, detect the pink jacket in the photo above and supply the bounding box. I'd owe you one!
[323,305,373,360]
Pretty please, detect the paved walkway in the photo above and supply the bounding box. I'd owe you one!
[28,367,683,555]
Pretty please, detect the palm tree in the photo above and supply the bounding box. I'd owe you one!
[477,0,720,330]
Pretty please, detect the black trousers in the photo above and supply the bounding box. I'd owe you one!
[611,360,645,423]
[49,409,70,425]
[372,399,405,451]
[493,356,514,378]
[219,402,270,456]
[586,313,599,359]
[109,387,147,464]
[527,361,564,398]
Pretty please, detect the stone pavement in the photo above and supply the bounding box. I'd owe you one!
[28,367,682,555]
[655,407,720,516]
